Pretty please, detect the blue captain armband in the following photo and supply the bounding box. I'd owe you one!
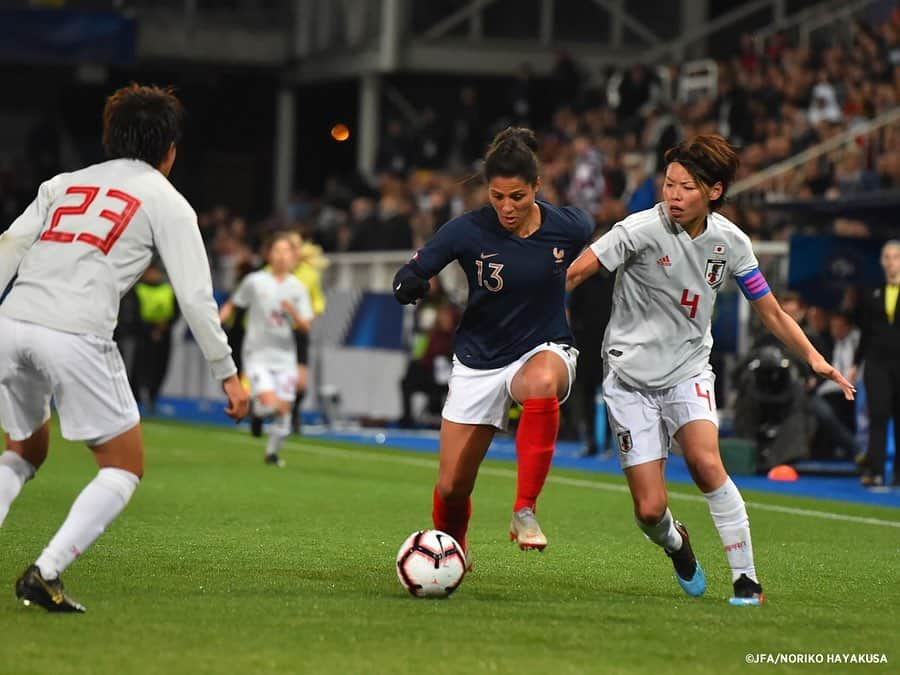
[736,268,771,301]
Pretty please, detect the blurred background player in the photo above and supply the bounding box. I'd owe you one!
[567,134,854,606]
[393,127,592,556]
[0,83,248,612]
[220,233,314,467]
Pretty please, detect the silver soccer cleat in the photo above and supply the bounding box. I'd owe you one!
[509,506,548,551]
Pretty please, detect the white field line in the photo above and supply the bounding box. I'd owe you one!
[157,425,900,530]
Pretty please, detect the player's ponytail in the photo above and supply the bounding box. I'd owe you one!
[484,126,540,185]
[664,134,739,210]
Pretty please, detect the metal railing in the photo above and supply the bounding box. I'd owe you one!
[752,0,888,53]
[730,106,900,199]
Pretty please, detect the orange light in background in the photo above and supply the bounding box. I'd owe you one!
[331,124,350,142]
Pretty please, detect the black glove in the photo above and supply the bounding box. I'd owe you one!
[393,265,430,305]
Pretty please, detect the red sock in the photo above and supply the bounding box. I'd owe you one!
[432,486,472,552]
[514,397,560,512]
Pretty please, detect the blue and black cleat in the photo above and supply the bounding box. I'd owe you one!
[729,573,764,606]
[666,520,706,597]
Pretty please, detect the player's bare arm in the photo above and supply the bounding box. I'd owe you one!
[566,248,603,291]
[751,292,856,400]
[218,300,235,325]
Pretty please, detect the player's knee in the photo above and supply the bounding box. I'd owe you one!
[523,372,559,399]
[634,498,667,525]
[688,454,726,489]
[18,444,48,470]
[9,426,50,469]
[436,475,473,502]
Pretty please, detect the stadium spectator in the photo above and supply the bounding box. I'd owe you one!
[810,311,862,461]
[853,240,900,487]
[286,232,328,435]
[567,225,615,458]
[398,283,459,429]
[133,260,178,414]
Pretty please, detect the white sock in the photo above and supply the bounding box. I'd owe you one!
[636,507,683,552]
[265,412,291,457]
[35,468,139,579]
[704,476,757,583]
[0,451,36,527]
[255,401,278,418]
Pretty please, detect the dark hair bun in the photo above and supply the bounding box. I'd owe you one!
[491,127,538,154]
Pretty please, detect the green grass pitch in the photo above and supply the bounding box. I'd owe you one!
[1,419,898,674]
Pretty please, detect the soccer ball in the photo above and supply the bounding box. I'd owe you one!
[395,530,467,598]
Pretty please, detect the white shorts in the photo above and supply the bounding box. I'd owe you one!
[603,367,718,469]
[442,342,579,431]
[0,316,139,444]
[245,362,297,402]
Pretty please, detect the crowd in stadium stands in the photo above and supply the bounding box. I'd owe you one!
[185,14,900,281]
[2,14,900,277]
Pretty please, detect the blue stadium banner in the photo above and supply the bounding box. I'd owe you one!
[344,292,405,350]
[788,234,886,309]
[0,9,136,65]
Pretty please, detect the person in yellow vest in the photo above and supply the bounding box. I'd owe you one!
[133,261,178,414]
[852,240,900,487]
[287,232,327,433]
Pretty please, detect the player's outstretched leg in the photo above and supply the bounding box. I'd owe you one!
[252,397,279,440]
[511,397,559,551]
[703,477,764,606]
[17,426,142,613]
[265,411,291,467]
[0,426,48,527]
[637,508,706,597]
[248,399,264,438]
[0,449,36,527]
[291,390,305,435]
[432,486,472,558]
[434,420,496,570]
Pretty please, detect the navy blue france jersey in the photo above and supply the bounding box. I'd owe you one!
[410,200,593,369]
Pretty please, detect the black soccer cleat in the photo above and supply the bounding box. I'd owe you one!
[15,565,86,613]
[264,453,286,468]
[665,520,706,596]
[730,573,764,606]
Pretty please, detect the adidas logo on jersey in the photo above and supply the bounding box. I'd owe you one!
[657,255,672,266]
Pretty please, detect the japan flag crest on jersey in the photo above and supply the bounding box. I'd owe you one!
[705,259,726,287]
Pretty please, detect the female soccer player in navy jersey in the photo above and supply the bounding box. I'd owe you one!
[566,134,855,605]
[393,127,593,556]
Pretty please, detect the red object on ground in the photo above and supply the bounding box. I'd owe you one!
[767,464,799,481]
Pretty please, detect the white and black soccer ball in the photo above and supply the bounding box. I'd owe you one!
[395,529,467,598]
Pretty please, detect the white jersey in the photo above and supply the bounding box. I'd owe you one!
[591,203,759,390]
[0,159,236,381]
[232,270,313,370]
